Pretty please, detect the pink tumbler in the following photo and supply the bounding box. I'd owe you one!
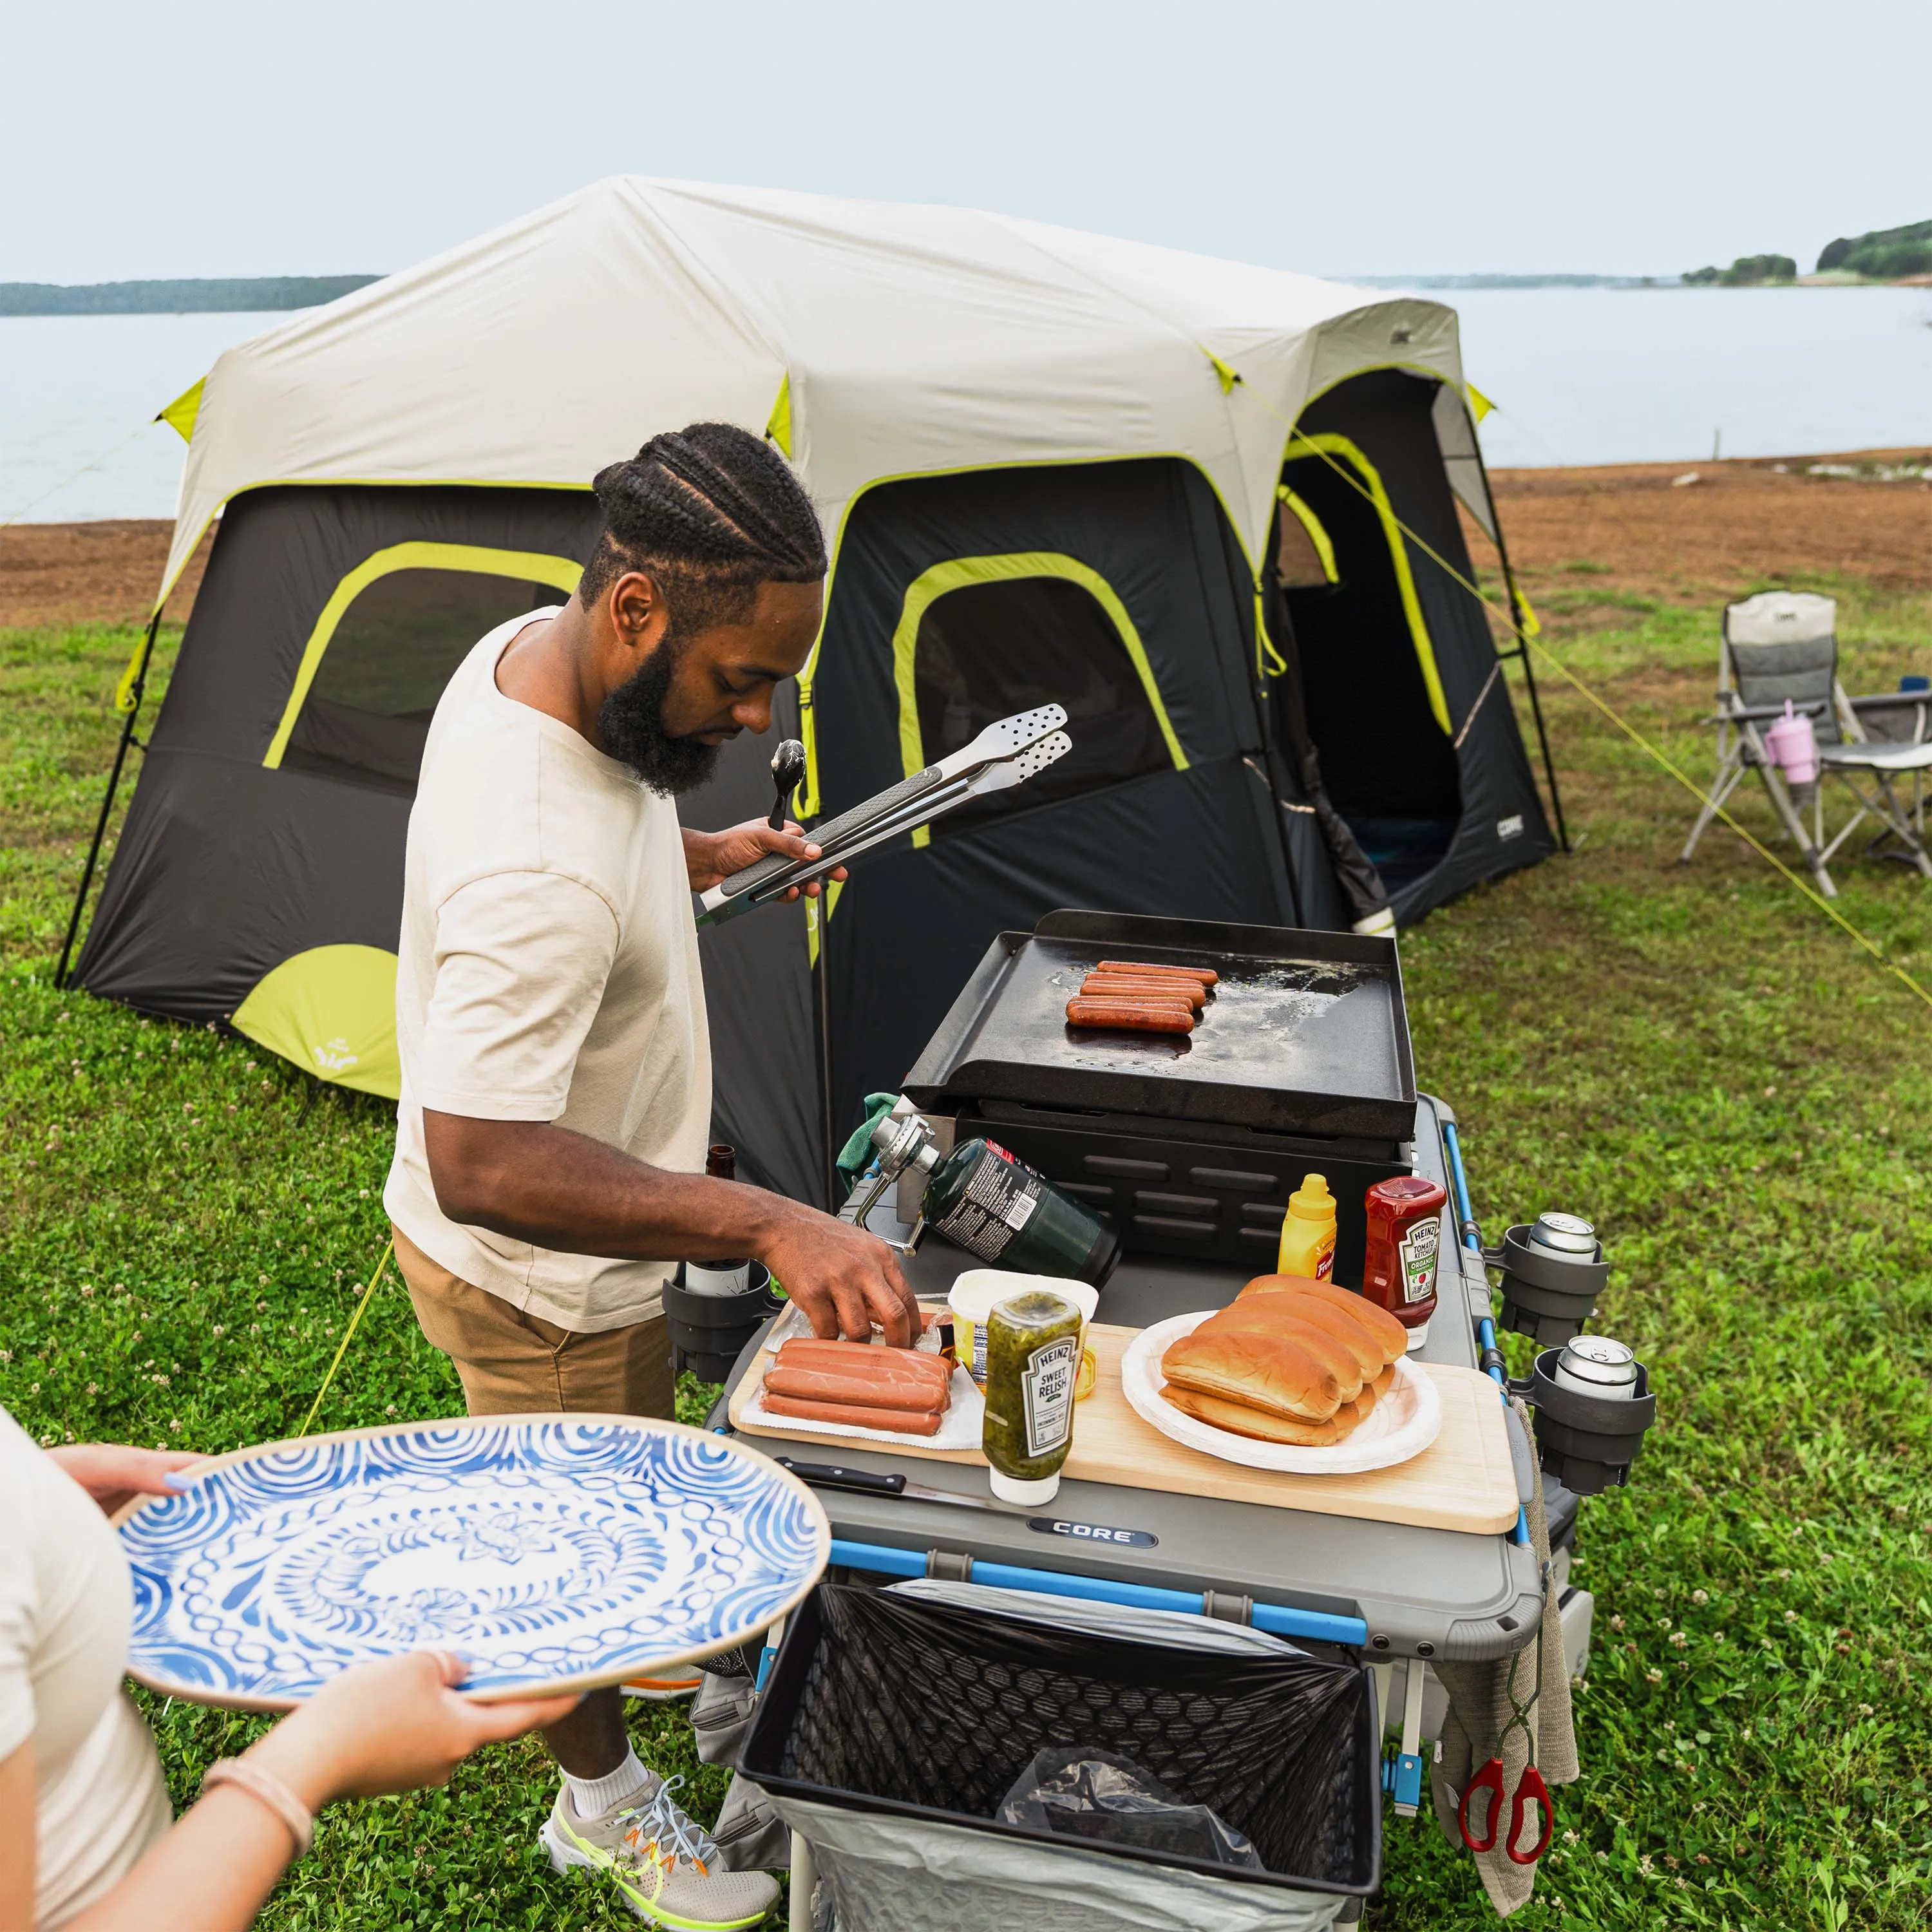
[1764,700,1819,784]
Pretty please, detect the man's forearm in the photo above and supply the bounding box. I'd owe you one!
[423,1113,796,1261]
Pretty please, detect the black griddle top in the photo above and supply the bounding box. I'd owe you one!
[903,909,1416,1141]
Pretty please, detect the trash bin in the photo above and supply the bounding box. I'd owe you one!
[740,1583,1379,1931]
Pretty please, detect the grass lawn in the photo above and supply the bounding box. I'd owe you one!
[4,574,1931,1929]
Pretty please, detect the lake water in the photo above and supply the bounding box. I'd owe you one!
[1446,285,1932,468]
[5,286,1931,523]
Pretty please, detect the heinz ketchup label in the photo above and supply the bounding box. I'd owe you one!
[1363,1174,1448,1327]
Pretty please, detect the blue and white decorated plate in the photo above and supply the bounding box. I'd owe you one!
[117,1416,830,1709]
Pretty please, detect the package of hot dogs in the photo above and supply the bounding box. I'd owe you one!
[759,1335,953,1434]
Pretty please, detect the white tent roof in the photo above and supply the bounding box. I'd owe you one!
[161,177,1471,601]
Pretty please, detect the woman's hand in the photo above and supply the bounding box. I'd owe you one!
[247,1652,580,1810]
[46,1444,201,1518]
[682,819,847,900]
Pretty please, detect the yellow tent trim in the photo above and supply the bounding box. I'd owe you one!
[889,552,1185,848]
[1514,588,1542,637]
[156,377,205,444]
[114,638,151,714]
[1276,485,1339,583]
[1205,349,1242,395]
[1252,588,1289,679]
[1285,432,1452,735]
[766,374,794,459]
[231,945,401,1099]
[1467,381,1496,423]
[262,542,583,768]
[804,875,846,967]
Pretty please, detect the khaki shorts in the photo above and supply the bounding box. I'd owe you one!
[393,1226,676,1421]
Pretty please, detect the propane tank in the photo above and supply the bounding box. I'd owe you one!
[867,1112,1119,1285]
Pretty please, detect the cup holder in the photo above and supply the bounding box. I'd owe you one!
[1488,1222,1609,1345]
[663,1261,782,1382]
[1523,1345,1656,1495]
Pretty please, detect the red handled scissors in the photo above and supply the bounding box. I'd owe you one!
[1459,1614,1553,1865]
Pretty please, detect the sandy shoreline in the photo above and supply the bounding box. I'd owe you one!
[3,446,1928,631]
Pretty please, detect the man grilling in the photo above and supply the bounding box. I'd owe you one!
[385,422,916,1927]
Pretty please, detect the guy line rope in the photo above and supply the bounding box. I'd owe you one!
[1269,414,1932,1015]
[296,1236,395,1437]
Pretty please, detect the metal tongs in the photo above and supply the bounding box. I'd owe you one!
[697,705,1072,925]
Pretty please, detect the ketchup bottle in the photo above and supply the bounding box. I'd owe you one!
[1362,1175,1450,1350]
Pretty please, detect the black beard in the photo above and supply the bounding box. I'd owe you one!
[597,643,723,796]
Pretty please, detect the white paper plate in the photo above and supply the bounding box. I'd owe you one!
[1121,1310,1442,1474]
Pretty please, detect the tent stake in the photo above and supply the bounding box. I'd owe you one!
[56,609,162,988]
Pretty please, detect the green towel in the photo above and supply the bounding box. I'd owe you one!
[836,1092,902,1196]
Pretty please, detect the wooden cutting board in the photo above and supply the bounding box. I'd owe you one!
[730,1321,1519,1536]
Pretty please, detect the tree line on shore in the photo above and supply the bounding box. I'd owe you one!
[1686,218,1932,286]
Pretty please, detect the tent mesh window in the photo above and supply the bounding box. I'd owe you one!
[913,577,1168,837]
[282,568,566,793]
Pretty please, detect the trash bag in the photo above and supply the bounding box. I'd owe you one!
[998,1748,1264,1869]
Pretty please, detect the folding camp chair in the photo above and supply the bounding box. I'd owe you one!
[1680,591,1932,897]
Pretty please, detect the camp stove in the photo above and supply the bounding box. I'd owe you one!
[901,909,1421,1277]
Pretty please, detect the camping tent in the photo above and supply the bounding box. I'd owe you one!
[65,177,1560,1206]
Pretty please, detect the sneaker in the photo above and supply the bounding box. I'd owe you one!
[622,1673,703,1701]
[542,1771,779,1929]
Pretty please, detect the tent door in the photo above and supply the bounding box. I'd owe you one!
[1274,445,1463,893]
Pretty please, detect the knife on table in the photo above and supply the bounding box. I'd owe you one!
[775,1455,1001,1511]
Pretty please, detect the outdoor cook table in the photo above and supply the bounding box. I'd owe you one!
[715,1095,1543,1669]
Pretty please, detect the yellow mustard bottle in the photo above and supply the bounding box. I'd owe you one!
[1276,1173,1338,1280]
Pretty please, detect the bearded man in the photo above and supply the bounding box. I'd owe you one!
[384,422,915,1927]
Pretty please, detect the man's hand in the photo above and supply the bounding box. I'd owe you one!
[762,1206,922,1347]
[48,1443,200,1517]
[683,820,847,902]
[422,1113,922,1348]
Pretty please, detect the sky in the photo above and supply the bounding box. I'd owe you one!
[3,0,1927,287]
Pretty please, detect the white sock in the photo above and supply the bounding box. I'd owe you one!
[565,1748,652,1818]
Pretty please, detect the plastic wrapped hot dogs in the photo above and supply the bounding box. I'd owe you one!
[760,1392,946,1435]
[759,1336,953,1436]
[763,1339,951,1409]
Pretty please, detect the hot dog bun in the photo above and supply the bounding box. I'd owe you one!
[1160,1385,1349,1445]
[1159,1326,1343,1422]
[1238,1274,1411,1366]
[1194,1302,1366,1399]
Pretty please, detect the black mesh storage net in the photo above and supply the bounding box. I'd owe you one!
[742,1583,1376,1893]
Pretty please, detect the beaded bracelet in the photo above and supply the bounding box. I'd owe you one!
[200,1758,315,1859]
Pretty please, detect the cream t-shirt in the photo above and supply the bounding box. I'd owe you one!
[384,613,713,1333]
[0,1409,174,1929]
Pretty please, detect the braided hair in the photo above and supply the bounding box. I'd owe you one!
[580,422,826,639]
